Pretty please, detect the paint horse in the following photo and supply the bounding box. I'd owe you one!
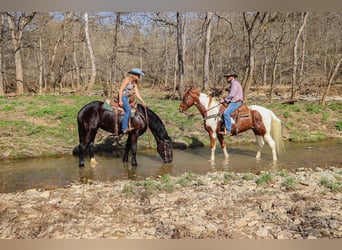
[179,87,284,162]
[77,101,173,167]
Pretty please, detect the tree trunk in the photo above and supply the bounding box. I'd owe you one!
[110,12,121,97]
[6,12,36,95]
[242,12,260,102]
[73,42,80,90]
[243,37,255,102]
[7,15,24,94]
[164,37,169,88]
[291,12,309,100]
[262,38,268,87]
[176,12,185,99]
[84,12,97,94]
[38,36,44,94]
[299,26,307,87]
[320,58,342,106]
[173,52,177,94]
[202,12,213,91]
[0,14,4,95]
[47,32,61,91]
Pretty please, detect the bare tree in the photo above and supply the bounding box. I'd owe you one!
[242,12,278,102]
[110,12,121,97]
[176,12,186,99]
[320,57,342,105]
[6,12,36,94]
[84,12,96,93]
[202,12,213,91]
[0,13,5,95]
[291,12,309,100]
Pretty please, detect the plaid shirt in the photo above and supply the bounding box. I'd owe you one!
[224,79,243,103]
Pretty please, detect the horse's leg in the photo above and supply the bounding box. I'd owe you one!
[208,132,217,162]
[78,130,89,167]
[130,134,139,166]
[217,133,229,160]
[255,135,265,160]
[79,128,98,167]
[263,133,277,162]
[123,136,131,163]
[89,141,98,167]
[78,142,86,167]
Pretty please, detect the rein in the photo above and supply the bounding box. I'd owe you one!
[143,105,171,156]
[143,105,152,148]
[185,91,222,121]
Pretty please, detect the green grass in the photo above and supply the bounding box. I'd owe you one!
[305,103,323,114]
[281,177,297,190]
[0,90,341,160]
[319,177,341,192]
[160,173,175,192]
[256,172,272,186]
[121,183,135,196]
[283,111,292,118]
[336,121,342,131]
[242,173,255,181]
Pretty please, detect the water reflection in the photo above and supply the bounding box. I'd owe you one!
[0,140,341,193]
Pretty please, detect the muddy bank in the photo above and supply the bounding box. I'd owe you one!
[0,167,341,239]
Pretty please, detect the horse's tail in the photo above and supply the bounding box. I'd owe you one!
[270,112,285,156]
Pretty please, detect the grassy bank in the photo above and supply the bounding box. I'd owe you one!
[0,91,341,160]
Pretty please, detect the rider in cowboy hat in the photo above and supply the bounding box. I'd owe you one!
[119,68,146,134]
[219,72,243,135]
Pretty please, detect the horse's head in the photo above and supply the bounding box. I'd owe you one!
[179,86,198,113]
[156,139,173,163]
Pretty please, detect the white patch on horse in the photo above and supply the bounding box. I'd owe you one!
[199,93,220,132]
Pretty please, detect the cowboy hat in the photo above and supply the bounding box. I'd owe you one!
[128,68,145,76]
[223,73,238,78]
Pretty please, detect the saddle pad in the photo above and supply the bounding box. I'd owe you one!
[103,102,113,111]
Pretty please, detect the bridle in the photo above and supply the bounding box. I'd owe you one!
[158,138,172,162]
[182,90,222,120]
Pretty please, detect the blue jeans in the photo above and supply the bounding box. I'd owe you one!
[121,95,131,131]
[223,102,242,132]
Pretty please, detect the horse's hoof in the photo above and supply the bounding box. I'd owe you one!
[90,158,98,167]
[79,162,85,167]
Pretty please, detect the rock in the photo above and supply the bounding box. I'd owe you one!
[256,227,269,238]
[0,168,341,239]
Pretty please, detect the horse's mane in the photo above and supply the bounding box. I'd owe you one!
[137,104,172,141]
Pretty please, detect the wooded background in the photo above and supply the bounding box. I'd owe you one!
[0,12,341,104]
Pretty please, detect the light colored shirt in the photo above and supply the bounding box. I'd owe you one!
[123,82,135,96]
[224,79,243,103]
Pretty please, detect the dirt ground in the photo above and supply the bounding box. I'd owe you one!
[0,168,341,239]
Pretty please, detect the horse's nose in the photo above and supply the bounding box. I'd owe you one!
[164,157,172,163]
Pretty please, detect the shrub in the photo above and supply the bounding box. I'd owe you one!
[256,172,272,185]
[281,177,296,190]
[319,177,341,192]
[336,121,342,131]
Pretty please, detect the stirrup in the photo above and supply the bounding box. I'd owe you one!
[218,128,231,136]
[123,127,134,134]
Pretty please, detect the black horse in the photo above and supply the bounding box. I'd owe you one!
[77,101,173,167]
